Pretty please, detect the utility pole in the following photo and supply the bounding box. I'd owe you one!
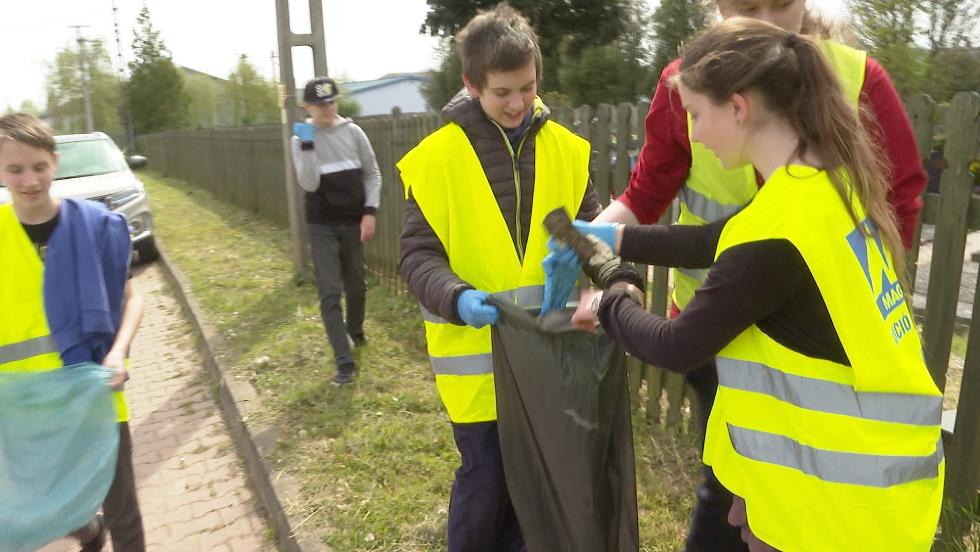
[111,0,134,148]
[71,25,95,133]
[275,0,328,281]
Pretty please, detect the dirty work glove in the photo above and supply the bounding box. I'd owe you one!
[582,235,645,291]
[572,220,619,253]
[540,241,582,316]
[456,289,499,329]
[292,122,315,148]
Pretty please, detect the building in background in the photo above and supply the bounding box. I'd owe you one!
[342,73,432,116]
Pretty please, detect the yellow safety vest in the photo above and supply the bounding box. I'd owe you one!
[673,40,868,309]
[704,166,943,551]
[397,118,591,423]
[0,204,130,422]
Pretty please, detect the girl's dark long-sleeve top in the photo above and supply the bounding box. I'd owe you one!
[598,219,849,373]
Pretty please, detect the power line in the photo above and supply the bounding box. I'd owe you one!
[111,0,135,148]
[111,0,126,75]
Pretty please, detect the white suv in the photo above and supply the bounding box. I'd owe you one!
[0,132,158,262]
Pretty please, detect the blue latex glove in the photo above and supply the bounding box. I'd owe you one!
[540,240,582,316]
[572,220,619,253]
[456,289,499,328]
[292,122,315,143]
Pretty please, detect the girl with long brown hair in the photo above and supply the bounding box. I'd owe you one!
[561,17,944,551]
[553,2,929,548]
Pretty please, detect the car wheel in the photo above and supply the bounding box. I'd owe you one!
[136,236,159,263]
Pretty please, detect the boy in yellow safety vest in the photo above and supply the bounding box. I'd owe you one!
[0,113,146,551]
[396,3,602,550]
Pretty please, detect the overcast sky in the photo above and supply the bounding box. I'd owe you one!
[1,0,847,111]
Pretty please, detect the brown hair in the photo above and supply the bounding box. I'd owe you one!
[455,2,542,91]
[675,17,908,291]
[0,113,56,155]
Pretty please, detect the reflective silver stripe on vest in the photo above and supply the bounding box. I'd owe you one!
[431,353,493,376]
[717,357,942,426]
[492,285,546,306]
[0,335,58,364]
[679,186,744,223]
[423,285,547,377]
[676,267,708,283]
[420,305,448,324]
[728,423,943,488]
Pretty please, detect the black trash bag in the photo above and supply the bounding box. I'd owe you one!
[490,299,639,552]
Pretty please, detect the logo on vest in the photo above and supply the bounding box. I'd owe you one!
[846,219,911,343]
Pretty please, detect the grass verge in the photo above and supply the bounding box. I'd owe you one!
[141,171,699,551]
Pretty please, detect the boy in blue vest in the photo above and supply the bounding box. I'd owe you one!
[0,113,145,551]
[398,4,602,550]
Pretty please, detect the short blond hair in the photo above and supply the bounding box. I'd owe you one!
[0,113,55,154]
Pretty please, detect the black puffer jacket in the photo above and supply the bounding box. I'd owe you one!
[398,91,602,325]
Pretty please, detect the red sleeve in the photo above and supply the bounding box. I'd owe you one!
[618,59,692,224]
[860,57,926,249]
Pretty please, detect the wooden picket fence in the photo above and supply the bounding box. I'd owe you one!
[140,91,980,545]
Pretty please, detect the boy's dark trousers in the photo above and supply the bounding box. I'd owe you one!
[684,360,748,552]
[308,223,367,369]
[447,421,526,552]
[103,422,146,551]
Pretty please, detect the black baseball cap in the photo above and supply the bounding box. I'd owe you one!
[303,77,339,104]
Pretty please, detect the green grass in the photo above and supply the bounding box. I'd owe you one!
[952,331,968,359]
[141,171,698,551]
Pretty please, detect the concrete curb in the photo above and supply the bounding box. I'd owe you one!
[155,240,328,552]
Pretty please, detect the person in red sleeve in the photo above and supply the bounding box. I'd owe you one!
[591,2,927,551]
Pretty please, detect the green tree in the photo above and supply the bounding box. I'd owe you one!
[126,6,190,133]
[850,0,979,99]
[558,43,632,106]
[921,0,980,100]
[559,10,657,106]
[183,69,223,128]
[227,55,279,125]
[420,0,629,92]
[849,0,926,96]
[5,100,42,116]
[651,0,710,76]
[924,47,980,101]
[557,0,656,106]
[921,0,979,52]
[44,39,123,135]
[422,40,464,111]
[337,96,362,118]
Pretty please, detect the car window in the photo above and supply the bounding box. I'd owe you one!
[54,139,128,180]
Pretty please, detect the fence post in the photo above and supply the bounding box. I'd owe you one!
[905,94,936,287]
[935,91,980,544]
[593,104,613,205]
[573,105,594,148]
[922,92,980,391]
[613,103,632,197]
[944,248,980,544]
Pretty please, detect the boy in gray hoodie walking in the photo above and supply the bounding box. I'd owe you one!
[291,77,381,385]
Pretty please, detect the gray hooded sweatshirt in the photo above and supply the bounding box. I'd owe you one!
[290,116,382,225]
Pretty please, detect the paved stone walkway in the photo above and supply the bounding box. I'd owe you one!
[40,263,271,552]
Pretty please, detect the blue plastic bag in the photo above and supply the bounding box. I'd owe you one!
[0,363,119,552]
